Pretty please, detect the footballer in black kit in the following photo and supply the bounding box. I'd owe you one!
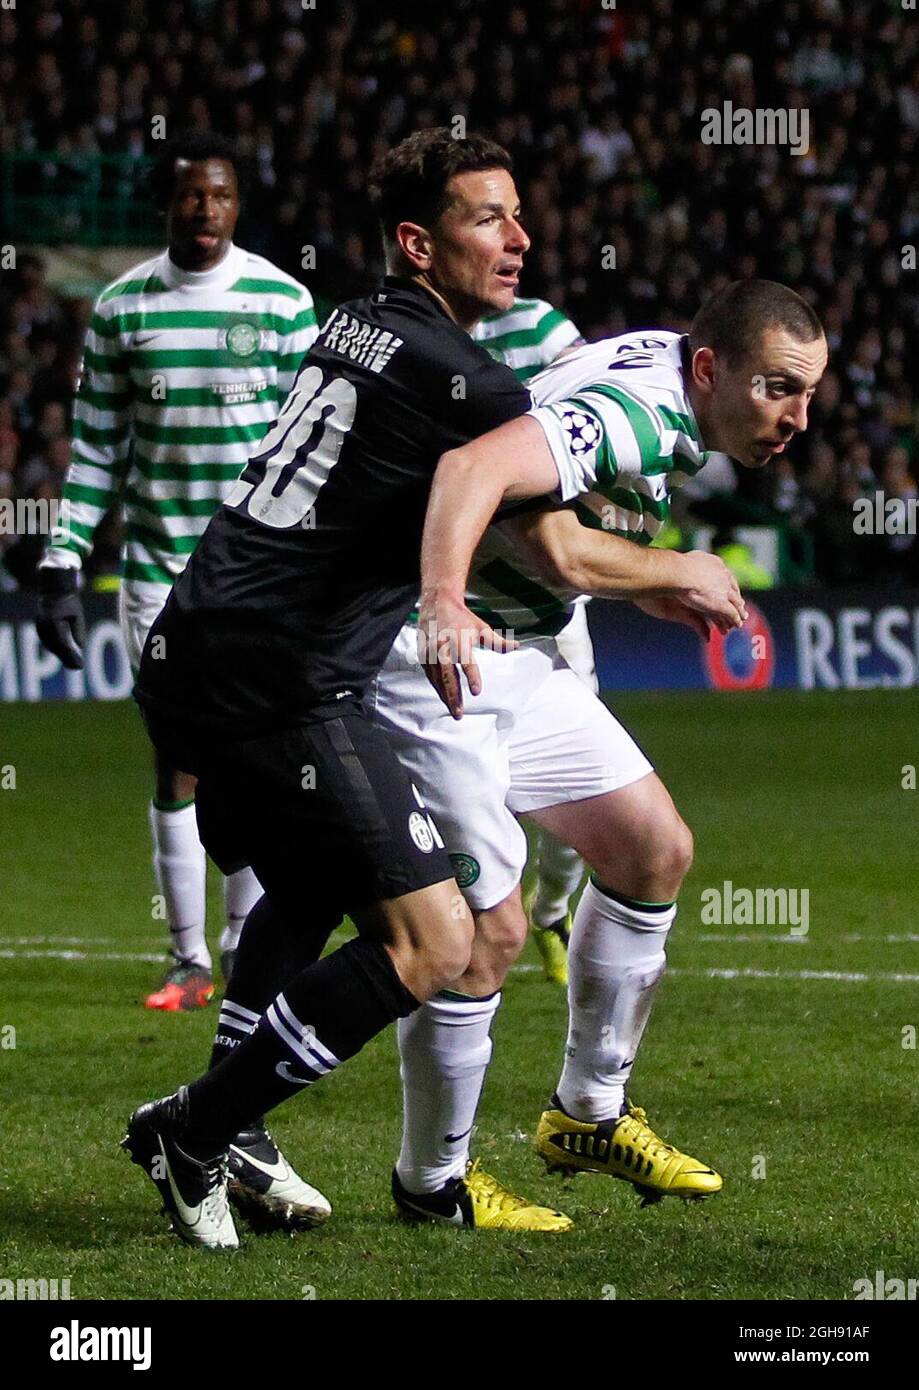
[135,275,530,917]
[122,128,540,1248]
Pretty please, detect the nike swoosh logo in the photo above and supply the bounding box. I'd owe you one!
[399,1194,465,1226]
[229,1144,290,1183]
[444,1128,473,1144]
[160,1137,201,1228]
[275,1060,313,1086]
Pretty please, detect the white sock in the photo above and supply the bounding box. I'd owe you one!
[220,866,262,954]
[396,990,501,1193]
[557,879,675,1122]
[530,825,585,928]
[148,801,210,969]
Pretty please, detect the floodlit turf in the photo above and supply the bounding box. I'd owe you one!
[1,690,917,1300]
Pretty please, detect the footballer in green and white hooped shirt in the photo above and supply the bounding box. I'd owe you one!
[36,134,319,1011]
[403,283,826,1210]
[474,298,589,984]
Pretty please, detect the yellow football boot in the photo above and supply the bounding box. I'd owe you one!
[536,1101,722,1205]
[531,916,570,986]
[393,1159,573,1230]
[465,1161,574,1230]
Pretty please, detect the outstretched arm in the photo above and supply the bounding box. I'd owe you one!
[503,506,745,632]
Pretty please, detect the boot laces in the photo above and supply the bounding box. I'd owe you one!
[621,1106,677,1163]
[465,1159,529,1214]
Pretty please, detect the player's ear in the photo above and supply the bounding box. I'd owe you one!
[395,221,434,271]
[691,346,717,395]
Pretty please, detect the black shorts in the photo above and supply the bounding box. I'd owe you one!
[140,699,454,923]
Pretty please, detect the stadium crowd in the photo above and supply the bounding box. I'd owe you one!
[1,0,917,587]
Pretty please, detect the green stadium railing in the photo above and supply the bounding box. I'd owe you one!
[1,152,160,246]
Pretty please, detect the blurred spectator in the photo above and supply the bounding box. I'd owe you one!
[0,0,917,587]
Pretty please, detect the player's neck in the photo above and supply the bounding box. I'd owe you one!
[410,273,482,334]
[168,241,233,276]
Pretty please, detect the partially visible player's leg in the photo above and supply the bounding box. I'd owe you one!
[371,636,572,1229]
[396,888,521,1189]
[212,886,428,1235]
[529,773,690,1123]
[120,585,214,1008]
[394,887,570,1230]
[145,750,212,1000]
[527,830,582,983]
[527,775,721,1202]
[506,669,720,1202]
[219,865,262,985]
[527,603,596,983]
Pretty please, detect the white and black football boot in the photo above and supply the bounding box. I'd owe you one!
[121,1086,238,1250]
[228,1128,332,1231]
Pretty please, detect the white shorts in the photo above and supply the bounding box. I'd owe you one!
[118,583,171,676]
[366,615,653,911]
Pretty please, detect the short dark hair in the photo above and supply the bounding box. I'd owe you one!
[689,279,824,365]
[148,131,249,210]
[368,127,513,249]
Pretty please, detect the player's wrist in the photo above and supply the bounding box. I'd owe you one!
[418,580,467,611]
[642,547,686,596]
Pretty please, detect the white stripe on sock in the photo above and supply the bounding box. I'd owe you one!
[217,1009,256,1037]
[275,994,341,1068]
[220,999,261,1025]
[266,1003,333,1075]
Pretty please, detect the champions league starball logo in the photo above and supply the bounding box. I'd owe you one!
[560,408,602,456]
[704,600,776,690]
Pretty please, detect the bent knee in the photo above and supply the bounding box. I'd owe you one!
[669,816,694,882]
[592,811,693,899]
[641,815,693,891]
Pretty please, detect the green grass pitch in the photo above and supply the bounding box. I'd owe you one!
[1,690,917,1301]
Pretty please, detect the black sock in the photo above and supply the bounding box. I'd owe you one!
[184,936,419,1153]
[210,895,337,1072]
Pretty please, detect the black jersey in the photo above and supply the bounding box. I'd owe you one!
[134,277,531,732]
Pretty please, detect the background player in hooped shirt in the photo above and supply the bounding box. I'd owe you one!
[35,134,319,1011]
[473,300,589,986]
[416,280,828,1208]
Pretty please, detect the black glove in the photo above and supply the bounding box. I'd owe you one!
[35,567,86,670]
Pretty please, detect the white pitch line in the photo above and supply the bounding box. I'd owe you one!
[844,934,919,944]
[509,964,919,983]
[670,967,919,983]
[0,936,118,945]
[3,952,916,983]
[0,949,165,962]
[697,933,808,943]
[697,933,919,945]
